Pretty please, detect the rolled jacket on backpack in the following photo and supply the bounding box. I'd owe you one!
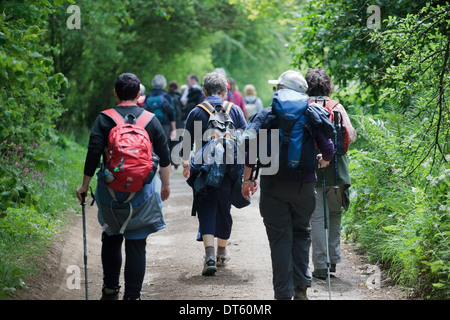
[96,169,166,238]
[187,137,250,210]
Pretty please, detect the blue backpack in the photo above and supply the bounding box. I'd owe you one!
[272,89,316,175]
[143,95,165,123]
[143,92,174,124]
[241,89,335,180]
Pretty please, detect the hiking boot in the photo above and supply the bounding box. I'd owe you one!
[293,286,308,300]
[330,264,336,273]
[123,295,141,300]
[216,249,230,266]
[100,286,120,300]
[202,256,217,276]
[312,269,328,280]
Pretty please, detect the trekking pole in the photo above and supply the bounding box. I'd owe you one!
[81,192,88,300]
[321,169,332,300]
[333,111,340,194]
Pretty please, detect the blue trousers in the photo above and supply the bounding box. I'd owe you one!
[195,174,233,241]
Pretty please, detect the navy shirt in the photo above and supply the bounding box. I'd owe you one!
[181,95,247,158]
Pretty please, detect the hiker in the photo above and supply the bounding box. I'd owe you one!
[305,66,357,280]
[180,74,204,121]
[228,77,247,118]
[76,73,171,300]
[243,84,264,121]
[240,70,335,300]
[167,80,184,169]
[137,84,146,107]
[144,74,177,143]
[213,68,239,110]
[181,71,247,276]
[167,80,184,129]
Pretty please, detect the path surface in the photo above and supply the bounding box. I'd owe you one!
[13,169,405,301]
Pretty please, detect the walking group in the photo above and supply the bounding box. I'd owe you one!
[76,66,356,300]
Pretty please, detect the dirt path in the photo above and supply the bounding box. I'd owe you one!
[13,169,405,301]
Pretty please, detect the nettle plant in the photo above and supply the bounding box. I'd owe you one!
[0,140,52,216]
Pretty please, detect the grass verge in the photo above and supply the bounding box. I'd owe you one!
[0,133,87,299]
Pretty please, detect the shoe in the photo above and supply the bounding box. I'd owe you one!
[123,295,141,300]
[100,286,120,300]
[293,286,308,300]
[216,249,230,266]
[312,269,328,280]
[202,256,217,276]
[330,264,336,273]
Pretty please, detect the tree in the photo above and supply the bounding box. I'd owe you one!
[288,0,449,298]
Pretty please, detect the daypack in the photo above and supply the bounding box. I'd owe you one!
[196,100,237,141]
[315,98,349,156]
[244,97,258,120]
[101,108,156,193]
[143,94,166,124]
[272,89,315,174]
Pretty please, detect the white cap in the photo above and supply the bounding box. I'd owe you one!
[268,70,308,93]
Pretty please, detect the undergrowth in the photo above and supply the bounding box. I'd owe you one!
[0,133,86,299]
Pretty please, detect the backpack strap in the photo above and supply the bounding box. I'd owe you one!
[196,101,215,114]
[136,110,154,128]
[102,108,125,125]
[325,99,340,110]
[102,108,154,128]
[196,100,233,114]
[107,188,135,234]
[222,101,233,114]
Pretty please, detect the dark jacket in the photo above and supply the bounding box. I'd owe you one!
[148,88,176,124]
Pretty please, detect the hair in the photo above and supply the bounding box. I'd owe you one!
[115,73,141,101]
[202,72,228,96]
[227,77,236,91]
[244,84,256,96]
[305,66,334,97]
[168,80,178,91]
[188,74,198,83]
[152,74,167,89]
[213,68,227,77]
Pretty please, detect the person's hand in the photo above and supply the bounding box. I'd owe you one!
[76,185,89,203]
[169,130,177,141]
[182,161,190,178]
[316,154,330,168]
[183,166,190,179]
[160,185,170,201]
[241,180,258,200]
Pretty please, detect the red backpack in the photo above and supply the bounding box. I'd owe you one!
[323,99,349,156]
[101,108,155,193]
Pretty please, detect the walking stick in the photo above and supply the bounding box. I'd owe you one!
[321,169,332,300]
[332,111,341,194]
[81,193,88,300]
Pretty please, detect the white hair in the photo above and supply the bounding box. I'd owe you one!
[152,74,167,89]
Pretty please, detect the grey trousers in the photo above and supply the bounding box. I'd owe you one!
[260,178,315,299]
[310,186,344,270]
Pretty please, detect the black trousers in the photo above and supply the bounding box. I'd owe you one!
[259,177,316,299]
[101,232,147,299]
